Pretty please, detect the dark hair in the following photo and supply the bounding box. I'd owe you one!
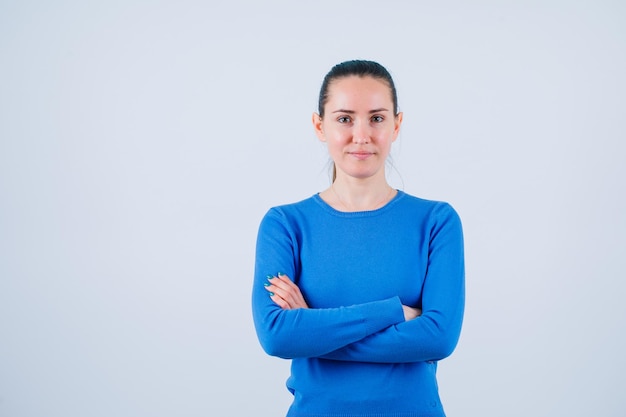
[318,60,398,117]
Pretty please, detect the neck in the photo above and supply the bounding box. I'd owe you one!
[328,175,395,212]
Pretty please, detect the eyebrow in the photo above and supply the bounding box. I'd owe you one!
[331,108,390,114]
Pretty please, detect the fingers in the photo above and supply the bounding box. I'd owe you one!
[269,292,290,309]
[401,305,422,321]
[274,274,302,296]
[264,273,308,310]
[265,274,296,308]
[267,274,302,308]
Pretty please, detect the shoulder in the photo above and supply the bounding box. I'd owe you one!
[258,195,320,232]
[396,193,464,246]
[396,191,461,220]
[264,194,319,218]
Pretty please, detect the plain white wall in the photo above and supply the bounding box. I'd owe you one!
[1,1,625,416]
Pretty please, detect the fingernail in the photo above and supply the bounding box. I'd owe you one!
[268,292,275,297]
[264,282,270,287]
[277,272,284,276]
[266,275,273,280]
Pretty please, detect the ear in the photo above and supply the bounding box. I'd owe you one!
[312,112,326,142]
[391,112,403,142]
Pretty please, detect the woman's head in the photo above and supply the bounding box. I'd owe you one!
[318,60,399,118]
[313,60,402,183]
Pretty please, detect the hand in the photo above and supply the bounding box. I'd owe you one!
[402,305,422,321]
[265,273,309,310]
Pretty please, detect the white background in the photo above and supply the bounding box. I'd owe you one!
[1,1,625,416]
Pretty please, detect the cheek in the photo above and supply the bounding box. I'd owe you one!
[327,139,343,154]
[381,126,398,142]
[326,130,348,145]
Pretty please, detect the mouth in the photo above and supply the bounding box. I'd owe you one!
[348,151,375,160]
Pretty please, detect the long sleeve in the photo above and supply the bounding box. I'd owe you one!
[251,208,406,359]
[251,193,464,416]
[320,203,465,363]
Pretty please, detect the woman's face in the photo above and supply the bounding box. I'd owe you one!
[313,75,402,181]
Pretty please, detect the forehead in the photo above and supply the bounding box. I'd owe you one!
[326,76,393,109]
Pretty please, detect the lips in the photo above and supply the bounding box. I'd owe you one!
[348,151,374,160]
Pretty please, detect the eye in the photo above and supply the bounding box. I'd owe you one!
[337,116,352,124]
[371,115,384,123]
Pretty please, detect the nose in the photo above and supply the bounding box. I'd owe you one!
[352,120,370,144]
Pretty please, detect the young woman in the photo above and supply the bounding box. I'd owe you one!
[252,60,465,417]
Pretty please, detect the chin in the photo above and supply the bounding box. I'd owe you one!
[343,169,382,180]
[336,161,385,180]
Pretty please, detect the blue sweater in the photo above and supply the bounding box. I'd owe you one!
[252,191,465,417]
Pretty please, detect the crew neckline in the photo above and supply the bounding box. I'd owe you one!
[313,189,405,217]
